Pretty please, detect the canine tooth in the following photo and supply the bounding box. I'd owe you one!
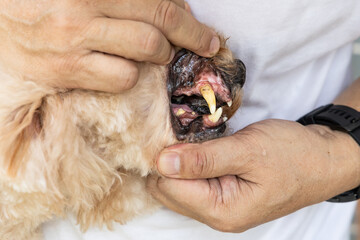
[192,112,196,115]
[200,84,216,114]
[176,108,186,116]
[223,117,228,122]
[209,107,223,123]
[227,101,233,107]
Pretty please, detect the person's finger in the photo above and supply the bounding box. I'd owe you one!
[146,175,212,223]
[84,18,174,65]
[56,52,139,93]
[150,1,221,57]
[171,0,186,9]
[157,134,250,179]
[147,174,247,231]
[96,0,186,18]
[184,2,192,13]
[97,0,220,57]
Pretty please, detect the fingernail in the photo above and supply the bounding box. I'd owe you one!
[209,35,220,56]
[158,152,180,175]
[167,48,175,64]
[185,2,191,13]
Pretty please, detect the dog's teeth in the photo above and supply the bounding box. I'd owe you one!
[176,108,186,116]
[200,84,216,115]
[227,101,233,107]
[192,112,196,115]
[223,117,228,122]
[209,107,223,123]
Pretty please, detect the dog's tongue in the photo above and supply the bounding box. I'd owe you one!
[172,104,198,126]
[172,103,226,128]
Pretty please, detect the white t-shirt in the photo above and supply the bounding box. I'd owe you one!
[42,1,360,239]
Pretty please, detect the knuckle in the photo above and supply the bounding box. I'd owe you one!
[51,14,77,39]
[141,28,163,57]
[208,183,221,203]
[212,222,232,232]
[118,64,139,90]
[154,1,182,30]
[216,223,238,233]
[207,181,223,209]
[207,214,233,232]
[190,149,215,177]
[208,213,243,233]
[191,27,208,52]
[51,13,73,31]
[54,55,82,76]
[50,13,86,48]
[85,18,108,44]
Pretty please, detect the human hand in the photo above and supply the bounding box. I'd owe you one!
[147,119,360,232]
[0,0,218,92]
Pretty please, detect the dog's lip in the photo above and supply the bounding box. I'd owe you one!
[171,103,227,128]
[170,110,227,142]
[172,67,232,104]
[167,50,233,141]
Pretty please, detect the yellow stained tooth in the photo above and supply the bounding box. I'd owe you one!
[176,108,186,116]
[209,107,223,123]
[200,84,216,114]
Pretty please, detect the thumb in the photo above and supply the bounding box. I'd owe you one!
[157,134,246,179]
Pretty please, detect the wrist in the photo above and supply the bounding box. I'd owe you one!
[297,103,360,201]
[306,124,360,199]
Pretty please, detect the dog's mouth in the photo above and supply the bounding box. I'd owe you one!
[167,49,245,142]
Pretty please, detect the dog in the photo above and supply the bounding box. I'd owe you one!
[0,37,245,240]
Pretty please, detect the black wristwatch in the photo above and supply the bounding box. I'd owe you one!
[297,104,360,202]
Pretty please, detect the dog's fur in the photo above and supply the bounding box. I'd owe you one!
[0,40,241,240]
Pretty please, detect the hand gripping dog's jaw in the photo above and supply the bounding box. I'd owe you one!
[167,42,246,142]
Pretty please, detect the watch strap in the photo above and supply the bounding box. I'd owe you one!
[298,104,360,145]
[327,187,360,202]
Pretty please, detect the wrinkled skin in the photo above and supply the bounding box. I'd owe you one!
[148,78,360,233]
[0,0,219,93]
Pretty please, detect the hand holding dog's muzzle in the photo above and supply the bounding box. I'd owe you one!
[147,119,360,232]
[0,0,219,93]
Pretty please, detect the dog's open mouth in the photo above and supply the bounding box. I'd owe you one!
[167,49,246,142]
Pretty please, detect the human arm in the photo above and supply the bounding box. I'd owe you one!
[147,77,360,232]
[0,0,219,92]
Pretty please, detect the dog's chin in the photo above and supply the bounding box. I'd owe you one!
[167,48,246,142]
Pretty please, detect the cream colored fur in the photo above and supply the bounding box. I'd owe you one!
[0,63,177,240]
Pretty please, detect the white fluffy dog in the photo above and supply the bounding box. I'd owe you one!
[0,38,245,240]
